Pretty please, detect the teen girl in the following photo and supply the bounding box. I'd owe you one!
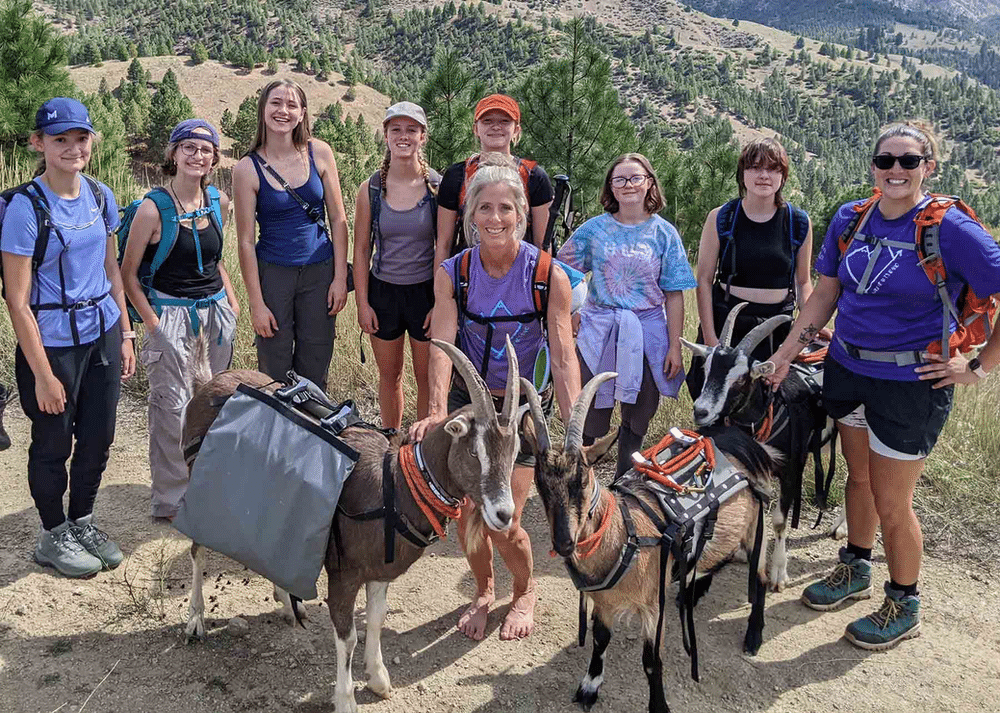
[1,98,135,578]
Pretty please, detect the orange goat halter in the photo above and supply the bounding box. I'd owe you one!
[634,429,716,494]
[398,444,462,539]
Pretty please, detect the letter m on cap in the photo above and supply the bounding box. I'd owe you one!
[47,110,58,120]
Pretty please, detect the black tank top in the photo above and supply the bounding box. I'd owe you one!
[717,205,793,290]
[145,218,224,299]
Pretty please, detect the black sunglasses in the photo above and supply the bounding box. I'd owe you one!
[872,154,925,170]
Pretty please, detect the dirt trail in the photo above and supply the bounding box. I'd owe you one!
[1,399,997,713]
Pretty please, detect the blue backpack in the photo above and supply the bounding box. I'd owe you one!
[116,186,223,323]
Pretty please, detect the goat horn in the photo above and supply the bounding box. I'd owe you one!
[431,339,497,425]
[564,371,617,453]
[718,301,748,348]
[499,334,520,429]
[735,314,794,357]
[519,377,550,453]
[680,337,712,360]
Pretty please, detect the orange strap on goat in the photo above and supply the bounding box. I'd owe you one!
[573,489,616,559]
[795,345,828,364]
[754,401,775,442]
[398,444,462,539]
[634,429,716,493]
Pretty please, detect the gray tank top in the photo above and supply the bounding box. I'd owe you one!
[370,170,439,285]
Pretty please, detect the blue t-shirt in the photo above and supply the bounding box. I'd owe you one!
[1,178,121,347]
[815,198,1000,380]
[557,213,696,309]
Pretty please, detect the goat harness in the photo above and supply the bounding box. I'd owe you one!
[333,442,463,566]
[564,428,769,683]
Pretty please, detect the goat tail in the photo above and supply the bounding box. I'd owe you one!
[186,329,214,394]
[458,504,486,555]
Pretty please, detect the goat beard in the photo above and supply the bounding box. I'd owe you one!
[459,505,487,554]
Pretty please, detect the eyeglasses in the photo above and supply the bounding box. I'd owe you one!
[179,143,215,157]
[610,175,650,188]
[872,154,925,170]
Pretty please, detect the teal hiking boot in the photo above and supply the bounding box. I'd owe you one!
[801,547,872,611]
[70,514,124,570]
[845,581,921,651]
[35,521,103,578]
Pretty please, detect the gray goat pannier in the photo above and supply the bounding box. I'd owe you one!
[174,382,360,600]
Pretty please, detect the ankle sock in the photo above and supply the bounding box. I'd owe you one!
[846,543,872,563]
[890,579,919,597]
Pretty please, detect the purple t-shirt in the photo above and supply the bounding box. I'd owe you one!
[443,242,549,391]
[1,178,121,347]
[815,198,1000,380]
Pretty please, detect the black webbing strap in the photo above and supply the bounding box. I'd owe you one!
[578,593,588,647]
[813,426,840,528]
[748,498,765,604]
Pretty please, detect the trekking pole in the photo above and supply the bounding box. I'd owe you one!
[542,174,572,254]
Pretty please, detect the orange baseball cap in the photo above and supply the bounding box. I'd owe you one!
[474,94,520,123]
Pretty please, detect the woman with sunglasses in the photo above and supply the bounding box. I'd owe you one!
[767,121,1000,651]
[686,137,817,400]
[122,119,240,521]
[557,153,695,477]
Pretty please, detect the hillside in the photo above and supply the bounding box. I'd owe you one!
[70,57,391,166]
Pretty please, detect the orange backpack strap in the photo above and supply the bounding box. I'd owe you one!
[532,247,553,317]
[517,158,536,200]
[457,155,480,211]
[836,190,881,258]
[454,249,472,318]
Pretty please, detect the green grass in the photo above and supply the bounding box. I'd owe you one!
[2,154,998,566]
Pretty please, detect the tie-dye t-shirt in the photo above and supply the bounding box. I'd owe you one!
[815,198,1000,380]
[557,213,696,309]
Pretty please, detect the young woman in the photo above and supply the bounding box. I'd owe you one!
[410,154,581,642]
[353,102,439,429]
[557,153,696,477]
[769,121,1000,651]
[233,79,350,391]
[1,97,135,577]
[434,94,553,264]
[122,119,240,520]
[687,138,816,400]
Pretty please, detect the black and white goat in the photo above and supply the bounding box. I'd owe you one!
[681,302,842,592]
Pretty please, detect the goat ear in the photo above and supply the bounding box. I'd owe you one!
[582,428,618,466]
[444,414,471,438]
[521,411,540,456]
[750,360,776,379]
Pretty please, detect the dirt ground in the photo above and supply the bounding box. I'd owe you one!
[1,397,998,713]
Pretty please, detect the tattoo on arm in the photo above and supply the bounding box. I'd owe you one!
[797,325,818,345]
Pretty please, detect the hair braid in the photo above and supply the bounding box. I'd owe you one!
[418,147,436,196]
[379,147,391,197]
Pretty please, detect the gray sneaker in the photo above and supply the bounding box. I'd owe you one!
[35,522,103,578]
[70,514,123,570]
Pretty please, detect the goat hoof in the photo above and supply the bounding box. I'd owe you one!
[573,686,598,711]
[184,617,206,644]
[768,579,786,593]
[743,634,763,656]
[365,670,392,699]
[333,694,358,713]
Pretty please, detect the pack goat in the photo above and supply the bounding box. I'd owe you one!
[181,338,521,713]
[680,302,843,593]
[521,374,778,713]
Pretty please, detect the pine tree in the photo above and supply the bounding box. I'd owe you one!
[516,18,637,215]
[127,57,148,85]
[84,94,130,193]
[222,93,258,158]
[190,42,208,65]
[147,69,193,156]
[0,0,75,147]
[419,46,485,168]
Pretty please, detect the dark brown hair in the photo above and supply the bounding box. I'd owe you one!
[872,120,939,163]
[162,130,220,190]
[248,79,311,155]
[600,153,665,214]
[736,138,789,207]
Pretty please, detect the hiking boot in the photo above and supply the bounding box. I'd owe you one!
[844,582,921,651]
[801,547,872,611]
[35,521,103,578]
[70,514,124,570]
[0,383,11,451]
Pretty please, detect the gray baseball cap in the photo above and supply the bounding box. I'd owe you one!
[383,101,427,128]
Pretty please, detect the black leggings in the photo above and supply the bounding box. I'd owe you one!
[15,328,122,530]
[580,355,661,440]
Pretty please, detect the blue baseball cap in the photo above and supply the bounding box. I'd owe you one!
[169,119,220,147]
[35,98,95,135]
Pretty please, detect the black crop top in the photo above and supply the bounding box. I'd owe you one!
[144,218,224,299]
[716,205,794,290]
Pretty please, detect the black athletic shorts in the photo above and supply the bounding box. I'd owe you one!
[447,377,553,467]
[368,274,433,342]
[822,355,954,457]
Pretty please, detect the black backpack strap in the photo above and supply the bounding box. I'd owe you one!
[532,248,553,324]
[455,250,471,319]
[715,199,740,299]
[82,175,110,235]
[369,171,382,275]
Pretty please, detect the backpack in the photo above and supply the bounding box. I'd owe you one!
[368,169,441,277]
[715,198,810,297]
[0,177,111,342]
[836,190,998,358]
[452,154,538,255]
[116,186,223,324]
[454,246,553,387]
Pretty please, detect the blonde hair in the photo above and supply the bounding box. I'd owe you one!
[248,79,311,155]
[378,124,436,199]
[873,120,939,162]
[461,152,528,243]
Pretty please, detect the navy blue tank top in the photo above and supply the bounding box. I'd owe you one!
[250,142,333,266]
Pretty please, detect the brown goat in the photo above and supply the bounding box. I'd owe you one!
[181,338,521,713]
[521,373,777,713]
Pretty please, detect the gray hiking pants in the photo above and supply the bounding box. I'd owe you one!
[141,292,236,518]
[255,258,336,391]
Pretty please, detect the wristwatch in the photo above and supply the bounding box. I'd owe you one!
[968,357,988,380]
